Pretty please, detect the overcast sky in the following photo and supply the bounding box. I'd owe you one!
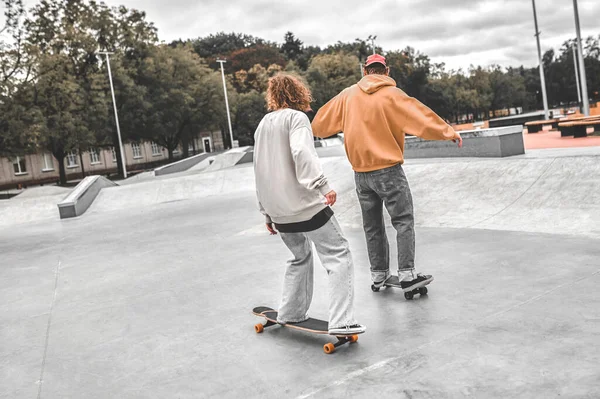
[4,0,600,70]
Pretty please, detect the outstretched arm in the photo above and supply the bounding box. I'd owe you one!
[311,93,345,138]
[393,94,462,146]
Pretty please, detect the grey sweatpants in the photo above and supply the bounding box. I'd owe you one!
[277,216,356,330]
[355,163,416,282]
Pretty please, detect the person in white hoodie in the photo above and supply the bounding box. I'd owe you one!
[254,74,366,336]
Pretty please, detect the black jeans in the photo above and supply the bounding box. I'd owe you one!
[354,164,415,282]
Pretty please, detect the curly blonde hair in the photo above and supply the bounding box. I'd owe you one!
[266,74,313,112]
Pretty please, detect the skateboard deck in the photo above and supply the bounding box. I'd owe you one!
[371,276,433,300]
[252,306,360,354]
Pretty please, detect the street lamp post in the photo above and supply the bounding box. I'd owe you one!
[573,0,590,116]
[216,59,235,149]
[99,51,127,178]
[370,35,377,55]
[531,0,550,120]
[573,45,582,105]
[360,35,378,77]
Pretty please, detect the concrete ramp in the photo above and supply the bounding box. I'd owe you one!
[0,186,71,226]
[119,171,154,185]
[187,156,216,172]
[11,185,71,199]
[57,176,118,219]
[473,157,600,237]
[203,152,245,172]
[203,147,253,172]
[7,148,600,240]
[336,156,600,239]
[154,153,214,176]
[86,153,600,239]
[88,166,257,214]
[87,157,344,214]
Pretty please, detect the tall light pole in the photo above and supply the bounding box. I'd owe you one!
[531,0,550,120]
[370,35,377,55]
[99,51,127,178]
[572,0,590,116]
[216,59,235,149]
[360,35,378,77]
[572,45,582,105]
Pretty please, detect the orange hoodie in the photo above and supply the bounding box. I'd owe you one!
[312,74,460,172]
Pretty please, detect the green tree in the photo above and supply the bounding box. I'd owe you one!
[424,73,456,122]
[0,93,40,157]
[233,63,282,93]
[0,0,38,156]
[188,32,262,59]
[489,66,527,112]
[227,44,286,74]
[232,90,266,146]
[183,70,228,156]
[467,67,492,119]
[296,45,322,71]
[386,47,432,99]
[32,54,98,184]
[138,44,223,160]
[307,52,361,110]
[22,0,158,178]
[326,38,372,64]
[281,31,303,61]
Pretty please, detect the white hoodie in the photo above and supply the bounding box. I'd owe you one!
[254,108,332,224]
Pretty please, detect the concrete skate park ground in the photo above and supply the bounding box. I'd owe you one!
[2,146,600,398]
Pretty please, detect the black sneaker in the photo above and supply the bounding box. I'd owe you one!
[400,273,434,292]
[372,275,392,289]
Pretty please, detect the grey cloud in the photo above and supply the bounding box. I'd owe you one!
[7,0,599,69]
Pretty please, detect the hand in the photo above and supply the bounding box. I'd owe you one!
[266,223,278,235]
[324,190,337,206]
[452,134,463,148]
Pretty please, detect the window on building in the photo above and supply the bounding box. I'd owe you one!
[89,148,101,164]
[66,151,78,168]
[151,142,161,156]
[12,156,27,175]
[188,142,194,153]
[42,153,54,171]
[111,147,117,162]
[132,143,142,159]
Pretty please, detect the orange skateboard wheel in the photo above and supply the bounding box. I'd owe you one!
[349,335,358,343]
[255,323,264,333]
[323,343,335,354]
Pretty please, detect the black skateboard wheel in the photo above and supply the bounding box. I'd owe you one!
[371,285,380,292]
[419,287,428,295]
[404,291,414,300]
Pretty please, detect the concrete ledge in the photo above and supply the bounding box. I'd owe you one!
[154,153,214,176]
[237,151,254,165]
[405,125,525,158]
[221,126,524,165]
[57,176,118,219]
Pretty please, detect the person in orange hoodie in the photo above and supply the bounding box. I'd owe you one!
[311,54,462,293]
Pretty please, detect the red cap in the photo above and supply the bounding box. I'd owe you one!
[365,54,387,67]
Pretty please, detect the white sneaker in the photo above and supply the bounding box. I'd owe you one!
[328,324,366,335]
